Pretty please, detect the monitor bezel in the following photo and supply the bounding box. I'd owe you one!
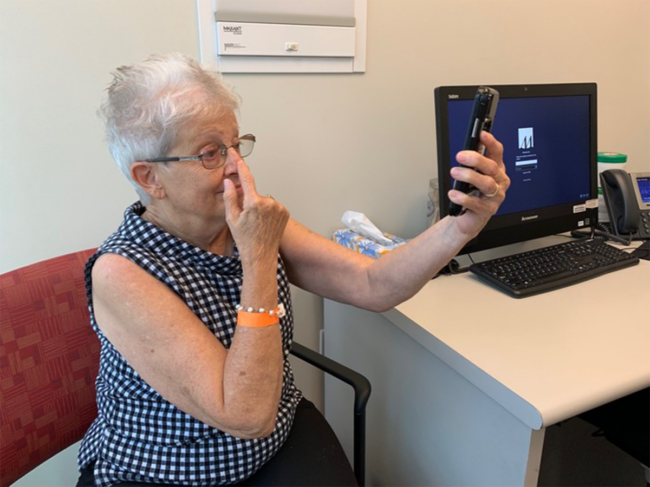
[435,83,598,254]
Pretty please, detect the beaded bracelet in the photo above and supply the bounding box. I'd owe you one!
[235,303,286,317]
[236,303,285,328]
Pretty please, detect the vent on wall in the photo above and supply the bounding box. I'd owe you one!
[197,0,367,73]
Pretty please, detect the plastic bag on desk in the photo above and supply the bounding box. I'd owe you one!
[333,211,407,259]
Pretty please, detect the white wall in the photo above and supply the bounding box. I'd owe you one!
[0,0,199,272]
[2,0,649,485]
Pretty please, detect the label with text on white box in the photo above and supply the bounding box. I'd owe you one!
[217,22,356,57]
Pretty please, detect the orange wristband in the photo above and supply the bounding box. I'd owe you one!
[236,311,280,328]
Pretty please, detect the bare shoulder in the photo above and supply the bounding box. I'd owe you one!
[92,252,158,299]
[92,252,142,281]
[90,252,189,330]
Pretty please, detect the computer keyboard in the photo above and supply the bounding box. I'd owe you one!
[469,238,640,298]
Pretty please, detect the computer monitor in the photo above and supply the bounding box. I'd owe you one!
[435,83,598,254]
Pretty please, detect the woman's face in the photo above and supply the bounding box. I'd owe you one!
[153,110,244,225]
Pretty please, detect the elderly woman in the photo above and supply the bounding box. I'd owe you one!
[76,53,509,486]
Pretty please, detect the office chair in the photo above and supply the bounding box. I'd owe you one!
[579,388,650,485]
[0,250,371,486]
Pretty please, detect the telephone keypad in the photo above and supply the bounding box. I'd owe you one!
[640,210,650,238]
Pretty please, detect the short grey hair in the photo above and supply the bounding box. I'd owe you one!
[100,53,240,204]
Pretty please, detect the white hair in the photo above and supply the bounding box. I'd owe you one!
[99,53,240,204]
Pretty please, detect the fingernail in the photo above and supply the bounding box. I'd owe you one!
[457,152,467,163]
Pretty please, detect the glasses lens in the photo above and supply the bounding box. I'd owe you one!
[239,135,255,158]
[199,148,222,169]
[199,135,255,169]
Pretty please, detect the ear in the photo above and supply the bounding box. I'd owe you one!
[131,162,166,200]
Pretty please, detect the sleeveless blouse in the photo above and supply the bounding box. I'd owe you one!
[77,202,302,486]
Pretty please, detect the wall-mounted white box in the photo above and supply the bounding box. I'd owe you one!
[197,0,367,73]
[216,22,356,58]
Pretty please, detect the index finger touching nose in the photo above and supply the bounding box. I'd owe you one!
[235,158,259,198]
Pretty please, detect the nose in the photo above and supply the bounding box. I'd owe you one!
[223,147,242,177]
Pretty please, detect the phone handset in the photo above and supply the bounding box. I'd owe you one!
[600,169,645,238]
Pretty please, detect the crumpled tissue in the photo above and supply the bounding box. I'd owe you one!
[333,211,407,259]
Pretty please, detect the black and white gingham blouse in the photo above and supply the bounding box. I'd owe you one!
[78,202,302,486]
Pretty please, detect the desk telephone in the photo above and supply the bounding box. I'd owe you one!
[600,169,650,240]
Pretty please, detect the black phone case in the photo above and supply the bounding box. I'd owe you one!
[449,86,500,216]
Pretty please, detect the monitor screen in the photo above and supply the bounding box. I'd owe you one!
[435,83,598,254]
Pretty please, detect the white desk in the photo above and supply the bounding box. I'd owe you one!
[323,256,650,486]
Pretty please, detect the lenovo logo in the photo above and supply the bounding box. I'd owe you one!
[448,94,459,99]
[521,215,539,222]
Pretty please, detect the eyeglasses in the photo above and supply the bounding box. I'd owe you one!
[143,134,256,170]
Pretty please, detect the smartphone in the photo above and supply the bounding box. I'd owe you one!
[449,86,500,217]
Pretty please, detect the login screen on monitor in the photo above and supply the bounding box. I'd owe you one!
[447,95,591,215]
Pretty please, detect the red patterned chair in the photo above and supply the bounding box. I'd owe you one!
[0,250,99,486]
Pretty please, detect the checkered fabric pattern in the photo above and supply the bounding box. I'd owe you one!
[0,249,100,486]
[77,203,302,486]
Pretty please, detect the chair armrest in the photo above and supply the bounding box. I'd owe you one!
[290,341,371,486]
[290,341,371,415]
